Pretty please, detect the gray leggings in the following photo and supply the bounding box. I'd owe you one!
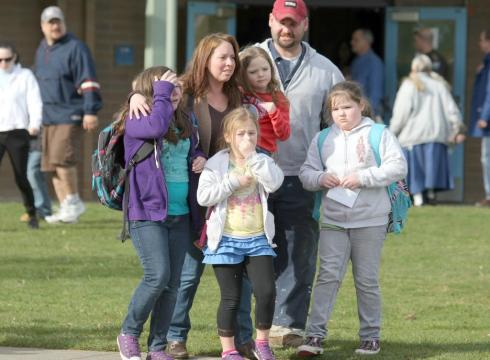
[306,225,386,341]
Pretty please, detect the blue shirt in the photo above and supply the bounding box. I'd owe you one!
[268,40,306,90]
[161,137,191,215]
[351,49,384,116]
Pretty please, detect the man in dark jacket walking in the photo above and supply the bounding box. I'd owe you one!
[33,6,102,223]
[470,29,490,206]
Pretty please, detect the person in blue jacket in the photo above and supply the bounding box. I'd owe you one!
[33,6,102,224]
[350,28,384,120]
[470,29,490,207]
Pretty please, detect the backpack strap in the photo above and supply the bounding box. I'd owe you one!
[368,123,386,167]
[316,127,330,168]
[312,127,331,222]
[119,140,155,241]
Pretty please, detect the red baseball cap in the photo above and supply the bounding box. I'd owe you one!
[272,0,308,23]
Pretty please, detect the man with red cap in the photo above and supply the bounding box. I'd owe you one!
[256,0,344,349]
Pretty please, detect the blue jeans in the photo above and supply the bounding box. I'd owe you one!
[27,150,52,217]
[481,137,490,199]
[268,176,319,330]
[122,215,189,352]
[167,235,253,346]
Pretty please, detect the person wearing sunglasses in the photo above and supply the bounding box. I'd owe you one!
[0,41,43,229]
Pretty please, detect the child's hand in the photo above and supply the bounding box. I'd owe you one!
[238,139,256,159]
[237,175,254,188]
[129,93,150,119]
[341,173,361,190]
[191,156,206,174]
[320,173,340,189]
[260,101,276,113]
[156,70,178,86]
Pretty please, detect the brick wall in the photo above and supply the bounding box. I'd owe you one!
[0,0,145,203]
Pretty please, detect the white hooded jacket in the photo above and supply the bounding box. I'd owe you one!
[197,150,284,252]
[300,118,407,228]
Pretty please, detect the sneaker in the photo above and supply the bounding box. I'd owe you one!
[166,341,189,359]
[60,197,85,223]
[355,339,380,355]
[222,351,244,360]
[237,340,256,359]
[45,200,68,224]
[146,351,174,360]
[27,215,39,229]
[253,341,275,360]
[117,334,141,360]
[269,326,304,348]
[296,337,323,357]
[475,198,490,207]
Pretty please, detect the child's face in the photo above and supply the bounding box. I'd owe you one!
[246,56,272,93]
[331,95,363,131]
[170,82,183,110]
[226,118,258,156]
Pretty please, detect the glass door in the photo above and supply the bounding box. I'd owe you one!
[186,1,236,63]
[385,7,467,202]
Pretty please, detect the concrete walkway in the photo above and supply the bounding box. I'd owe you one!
[0,347,219,360]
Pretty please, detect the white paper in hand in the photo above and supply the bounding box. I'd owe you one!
[326,187,360,208]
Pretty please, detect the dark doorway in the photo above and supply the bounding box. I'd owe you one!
[236,5,385,77]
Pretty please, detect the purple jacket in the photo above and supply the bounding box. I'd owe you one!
[124,81,206,231]
[124,81,174,221]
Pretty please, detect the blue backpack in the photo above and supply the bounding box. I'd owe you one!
[312,123,411,234]
[91,123,154,240]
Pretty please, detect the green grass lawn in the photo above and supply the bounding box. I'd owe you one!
[1,202,489,359]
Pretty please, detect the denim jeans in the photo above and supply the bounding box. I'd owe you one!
[306,225,386,341]
[167,236,253,346]
[122,215,190,352]
[481,137,490,199]
[27,150,52,217]
[268,176,319,330]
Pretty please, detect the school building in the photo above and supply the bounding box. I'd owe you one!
[0,0,488,204]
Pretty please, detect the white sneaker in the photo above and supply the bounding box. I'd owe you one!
[60,198,85,223]
[45,200,68,224]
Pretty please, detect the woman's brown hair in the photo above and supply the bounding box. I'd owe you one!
[180,33,242,109]
[114,66,191,143]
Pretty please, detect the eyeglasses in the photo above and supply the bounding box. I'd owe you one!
[0,57,13,63]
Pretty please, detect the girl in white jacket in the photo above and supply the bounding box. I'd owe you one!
[297,81,407,357]
[197,107,283,360]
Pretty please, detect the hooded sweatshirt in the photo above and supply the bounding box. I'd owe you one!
[258,39,344,175]
[300,117,407,228]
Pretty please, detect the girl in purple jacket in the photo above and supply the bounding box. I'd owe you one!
[115,66,206,360]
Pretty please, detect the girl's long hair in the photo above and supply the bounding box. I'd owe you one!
[114,66,191,142]
[326,80,373,119]
[238,46,286,106]
[180,33,242,108]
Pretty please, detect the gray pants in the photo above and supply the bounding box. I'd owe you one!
[306,225,386,341]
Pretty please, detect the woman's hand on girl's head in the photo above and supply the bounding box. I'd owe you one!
[156,70,179,86]
[320,173,340,189]
[340,173,361,190]
[129,93,150,119]
[191,156,207,174]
